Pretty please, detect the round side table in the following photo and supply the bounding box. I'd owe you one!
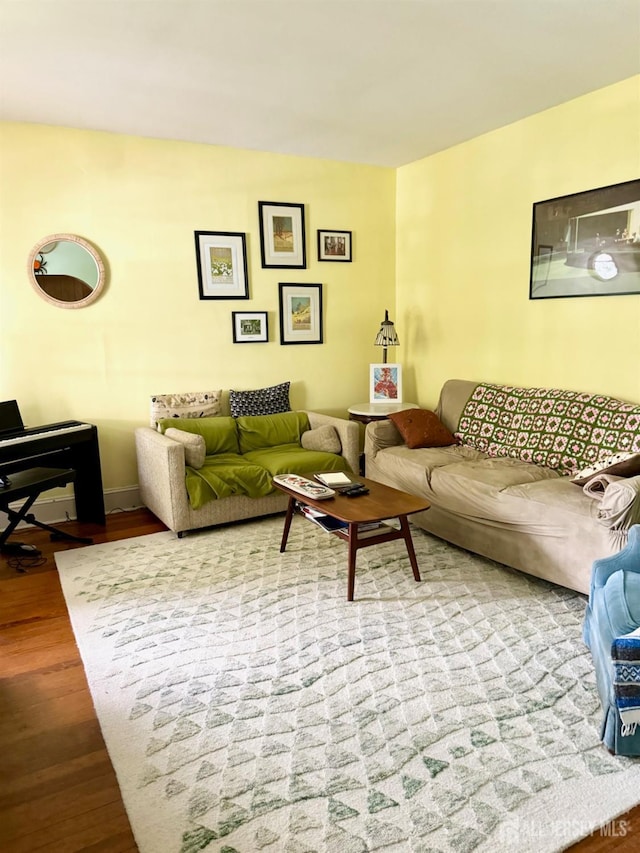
[348,402,419,425]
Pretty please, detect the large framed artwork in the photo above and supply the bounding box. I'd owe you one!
[529,178,640,300]
[194,231,249,300]
[231,311,268,343]
[258,201,306,268]
[278,283,322,345]
[369,363,403,403]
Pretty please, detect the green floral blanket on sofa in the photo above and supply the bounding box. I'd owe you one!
[455,383,640,477]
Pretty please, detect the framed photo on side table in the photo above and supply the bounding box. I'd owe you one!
[258,201,306,268]
[232,311,268,343]
[278,283,323,345]
[370,363,402,403]
[194,231,249,300]
[317,229,352,262]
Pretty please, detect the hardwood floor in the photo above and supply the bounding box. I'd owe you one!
[0,509,165,853]
[0,508,637,851]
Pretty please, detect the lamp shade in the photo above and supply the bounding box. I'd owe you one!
[374,310,399,362]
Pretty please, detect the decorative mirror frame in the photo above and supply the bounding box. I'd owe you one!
[28,233,106,309]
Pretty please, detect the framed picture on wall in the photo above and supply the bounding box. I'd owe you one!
[529,178,640,300]
[370,363,403,403]
[194,231,249,299]
[232,311,268,343]
[317,229,352,262]
[278,283,323,344]
[258,201,306,268]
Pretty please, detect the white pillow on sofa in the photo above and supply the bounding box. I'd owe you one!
[301,425,341,454]
[571,451,640,486]
[165,428,206,469]
[150,390,222,429]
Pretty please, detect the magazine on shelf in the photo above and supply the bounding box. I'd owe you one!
[311,514,350,533]
[298,504,394,538]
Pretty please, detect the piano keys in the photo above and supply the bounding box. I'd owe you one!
[0,421,91,448]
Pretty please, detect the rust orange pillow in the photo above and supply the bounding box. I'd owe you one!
[388,409,457,449]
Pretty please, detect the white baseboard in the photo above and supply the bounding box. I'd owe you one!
[1,486,143,527]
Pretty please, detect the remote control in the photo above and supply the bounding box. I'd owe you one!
[343,485,369,497]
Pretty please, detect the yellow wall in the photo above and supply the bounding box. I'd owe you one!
[396,76,640,409]
[0,126,396,490]
[1,77,638,499]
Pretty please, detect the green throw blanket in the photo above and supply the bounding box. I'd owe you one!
[183,446,351,510]
[185,454,273,509]
[455,382,640,476]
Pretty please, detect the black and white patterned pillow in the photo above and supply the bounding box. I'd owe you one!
[229,382,291,418]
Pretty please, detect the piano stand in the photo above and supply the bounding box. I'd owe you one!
[0,467,94,558]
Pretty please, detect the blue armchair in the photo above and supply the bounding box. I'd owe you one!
[583,524,640,756]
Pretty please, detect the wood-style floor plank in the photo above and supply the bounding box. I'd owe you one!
[0,508,637,851]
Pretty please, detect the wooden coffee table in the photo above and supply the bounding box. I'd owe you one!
[273,475,430,601]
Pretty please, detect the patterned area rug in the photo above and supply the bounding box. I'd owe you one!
[55,517,640,853]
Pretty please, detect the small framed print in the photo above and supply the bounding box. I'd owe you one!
[232,311,268,343]
[278,283,323,345]
[258,201,306,268]
[370,363,403,403]
[195,231,249,299]
[318,229,352,262]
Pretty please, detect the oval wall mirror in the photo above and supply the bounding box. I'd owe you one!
[28,233,106,308]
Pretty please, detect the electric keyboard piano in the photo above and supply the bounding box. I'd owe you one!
[0,420,105,524]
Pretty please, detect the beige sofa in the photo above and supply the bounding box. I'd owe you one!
[136,410,359,536]
[365,379,640,594]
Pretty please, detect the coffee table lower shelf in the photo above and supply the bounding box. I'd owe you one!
[273,476,430,601]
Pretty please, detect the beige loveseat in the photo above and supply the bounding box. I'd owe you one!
[365,379,640,594]
[136,409,359,537]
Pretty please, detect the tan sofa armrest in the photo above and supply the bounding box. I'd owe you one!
[596,475,640,532]
[364,419,403,460]
[304,411,359,475]
[435,379,479,434]
[135,426,191,533]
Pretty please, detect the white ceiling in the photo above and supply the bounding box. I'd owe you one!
[1,0,639,167]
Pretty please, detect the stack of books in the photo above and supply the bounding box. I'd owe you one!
[314,472,358,491]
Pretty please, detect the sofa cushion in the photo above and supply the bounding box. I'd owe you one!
[455,382,640,477]
[184,453,274,509]
[158,416,239,455]
[434,457,560,490]
[372,444,487,497]
[572,451,640,486]
[244,444,351,478]
[237,411,310,454]
[428,458,563,524]
[501,476,595,519]
[150,390,222,428]
[301,425,341,454]
[165,428,206,469]
[229,381,291,417]
[389,408,457,449]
